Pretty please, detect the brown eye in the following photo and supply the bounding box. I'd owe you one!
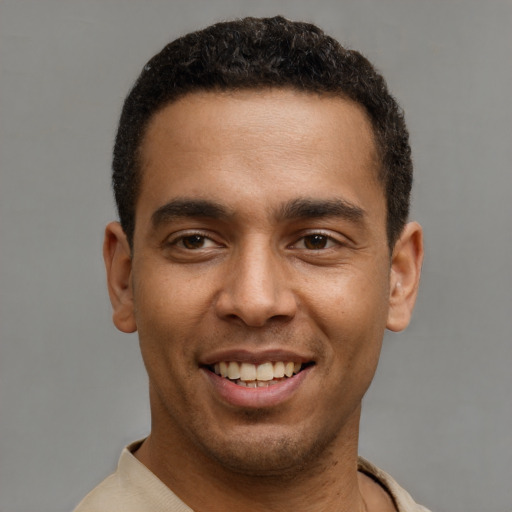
[181,235,206,249]
[303,234,329,250]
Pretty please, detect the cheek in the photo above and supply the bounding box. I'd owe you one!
[303,267,389,366]
[131,263,223,383]
[134,262,212,329]
[306,264,389,325]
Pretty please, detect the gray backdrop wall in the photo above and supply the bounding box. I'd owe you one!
[1,1,511,511]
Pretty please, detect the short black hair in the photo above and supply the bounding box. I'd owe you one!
[113,16,412,249]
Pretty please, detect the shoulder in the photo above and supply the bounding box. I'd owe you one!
[73,443,192,512]
[73,472,126,512]
[358,457,432,512]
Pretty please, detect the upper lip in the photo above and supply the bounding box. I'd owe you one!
[200,348,315,366]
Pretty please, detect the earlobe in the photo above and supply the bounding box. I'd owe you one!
[386,222,424,332]
[103,221,137,333]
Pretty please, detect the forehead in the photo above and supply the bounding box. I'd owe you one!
[136,89,383,224]
[141,88,377,155]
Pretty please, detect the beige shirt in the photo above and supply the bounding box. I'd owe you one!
[74,441,431,512]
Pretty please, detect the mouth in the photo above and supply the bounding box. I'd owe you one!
[206,360,315,388]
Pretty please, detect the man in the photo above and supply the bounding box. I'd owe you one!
[75,16,427,512]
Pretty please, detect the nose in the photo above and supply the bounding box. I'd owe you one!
[214,239,297,327]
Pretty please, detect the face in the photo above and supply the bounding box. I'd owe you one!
[106,89,421,476]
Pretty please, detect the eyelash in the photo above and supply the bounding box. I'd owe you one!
[166,230,342,251]
[166,231,221,250]
[291,232,340,250]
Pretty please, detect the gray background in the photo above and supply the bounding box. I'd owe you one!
[1,1,511,511]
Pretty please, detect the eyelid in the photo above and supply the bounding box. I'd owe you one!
[289,230,347,249]
[164,230,223,248]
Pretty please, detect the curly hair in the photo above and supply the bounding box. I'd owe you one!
[113,16,412,249]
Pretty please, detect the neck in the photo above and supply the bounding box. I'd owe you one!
[135,408,369,512]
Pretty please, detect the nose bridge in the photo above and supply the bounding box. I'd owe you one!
[216,234,296,326]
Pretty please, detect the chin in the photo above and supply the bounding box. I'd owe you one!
[195,423,338,478]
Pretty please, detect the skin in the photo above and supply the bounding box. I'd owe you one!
[104,89,423,512]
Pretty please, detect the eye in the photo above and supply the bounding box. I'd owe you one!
[174,234,219,250]
[295,234,337,250]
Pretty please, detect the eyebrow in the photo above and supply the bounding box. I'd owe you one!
[151,196,366,229]
[277,198,365,223]
[151,198,233,228]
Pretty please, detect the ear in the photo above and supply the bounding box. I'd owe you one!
[103,221,137,333]
[386,222,424,332]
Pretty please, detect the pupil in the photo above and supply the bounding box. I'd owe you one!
[305,235,327,250]
[183,235,204,249]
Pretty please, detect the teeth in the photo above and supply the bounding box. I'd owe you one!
[273,361,285,378]
[227,361,240,379]
[256,362,274,381]
[219,361,228,377]
[240,362,257,381]
[284,362,294,377]
[212,361,304,382]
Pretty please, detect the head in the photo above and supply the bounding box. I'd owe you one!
[113,16,412,251]
[104,17,423,482]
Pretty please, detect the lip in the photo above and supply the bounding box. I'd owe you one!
[200,348,313,366]
[201,363,314,409]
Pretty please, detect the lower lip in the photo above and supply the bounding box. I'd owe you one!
[202,366,313,409]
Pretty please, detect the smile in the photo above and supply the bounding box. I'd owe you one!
[210,361,309,388]
[202,356,315,408]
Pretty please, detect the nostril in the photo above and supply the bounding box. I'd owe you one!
[214,265,297,327]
